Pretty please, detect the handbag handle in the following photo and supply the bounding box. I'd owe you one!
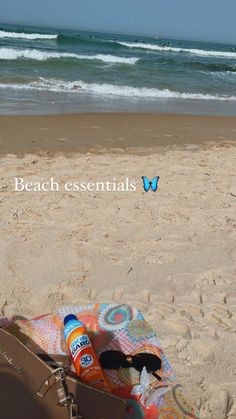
[37,367,82,419]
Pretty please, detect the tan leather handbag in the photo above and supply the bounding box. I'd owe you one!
[0,329,126,419]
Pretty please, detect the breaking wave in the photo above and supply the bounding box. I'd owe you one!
[1,78,236,101]
[116,41,236,59]
[0,30,57,40]
[0,48,139,64]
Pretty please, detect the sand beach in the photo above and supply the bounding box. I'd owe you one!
[0,112,236,418]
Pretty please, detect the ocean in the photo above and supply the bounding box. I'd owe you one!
[1,24,236,115]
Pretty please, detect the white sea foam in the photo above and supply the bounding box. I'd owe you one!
[0,30,57,40]
[0,48,138,64]
[1,78,236,101]
[88,54,139,64]
[117,41,236,59]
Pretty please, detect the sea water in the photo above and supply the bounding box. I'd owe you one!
[0,23,236,115]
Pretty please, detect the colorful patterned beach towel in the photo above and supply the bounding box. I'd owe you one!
[0,304,198,418]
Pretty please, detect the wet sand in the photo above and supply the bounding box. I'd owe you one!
[0,113,236,155]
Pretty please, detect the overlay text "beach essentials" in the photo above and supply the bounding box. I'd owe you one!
[14,177,137,192]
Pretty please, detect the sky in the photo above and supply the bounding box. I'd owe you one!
[1,0,236,44]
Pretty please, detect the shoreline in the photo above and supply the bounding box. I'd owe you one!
[0,112,236,156]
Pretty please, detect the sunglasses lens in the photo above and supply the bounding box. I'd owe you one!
[133,353,162,373]
[99,351,126,369]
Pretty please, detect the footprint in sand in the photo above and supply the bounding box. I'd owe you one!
[89,288,98,300]
[178,304,205,322]
[230,188,236,197]
[153,302,176,315]
[145,253,176,264]
[212,306,233,319]
[211,389,234,418]
[205,311,235,331]
[162,319,191,338]
[113,288,125,301]
[106,255,121,264]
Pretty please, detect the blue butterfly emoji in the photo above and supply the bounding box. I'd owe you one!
[141,176,159,192]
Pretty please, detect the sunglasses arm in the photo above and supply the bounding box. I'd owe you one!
[152,372,162,381]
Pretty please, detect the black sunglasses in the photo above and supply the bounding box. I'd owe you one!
[99,350,162,381]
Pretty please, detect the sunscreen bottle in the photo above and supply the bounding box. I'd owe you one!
[64,314,111,392]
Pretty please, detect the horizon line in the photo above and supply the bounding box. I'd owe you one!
[0,20,235,47]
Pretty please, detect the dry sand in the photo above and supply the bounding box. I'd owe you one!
[0,113,236,418]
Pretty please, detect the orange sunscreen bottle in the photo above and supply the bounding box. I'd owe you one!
[64,314,111,392]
